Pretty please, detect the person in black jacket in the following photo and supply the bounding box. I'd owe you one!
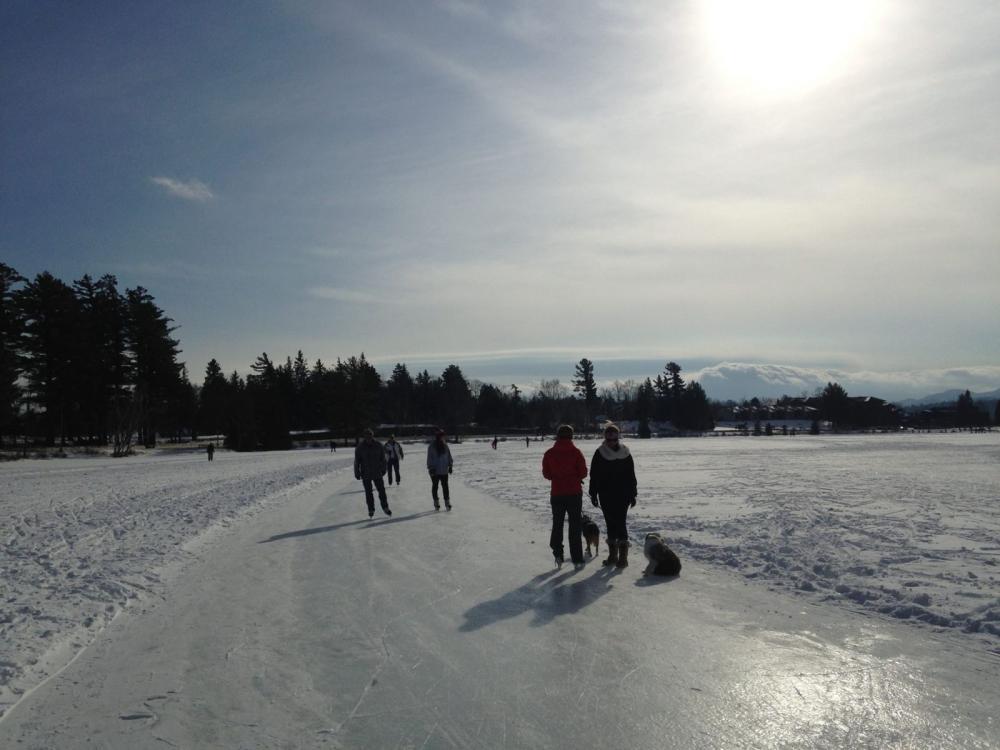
[355,429,391,518]
[587,423,637,568]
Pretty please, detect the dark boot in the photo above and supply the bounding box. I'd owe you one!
[602,540,619,567]
[616,539,629,568]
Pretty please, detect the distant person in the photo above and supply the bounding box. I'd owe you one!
[384,434,404,485]
[491,436,498,450]
[588,423,637,568]
[542,424,587,567]
[526,435,530,447]
[426,429,454,510]
[206,443,215,461]
[355,429,391,518]
[330,440,336,453]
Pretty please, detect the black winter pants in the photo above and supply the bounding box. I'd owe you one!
[431,474,450,505]
[550,493,584,564]
[387,458,401,484]
[362,477,388,513]
[598,494,630,543]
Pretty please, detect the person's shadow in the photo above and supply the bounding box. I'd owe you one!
[258,510,437,543]
[459,563,617,631]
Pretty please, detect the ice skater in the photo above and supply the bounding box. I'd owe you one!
[588,423,637,568]
[355,428,391,518]
[542,424,587,567]
[426,429,453,510]
[384,434,404,485]
[206,443,215,461]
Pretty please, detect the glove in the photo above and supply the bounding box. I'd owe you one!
[629,496,637,508]
[590,494,599,508]
[448,466,453,474]
[355,473,361,480]
[429,469,435,478]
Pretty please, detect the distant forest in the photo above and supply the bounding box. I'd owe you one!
[1,264,995,454]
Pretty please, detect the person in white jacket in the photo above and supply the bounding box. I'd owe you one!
[426,429,454,510]
[384,435,404,485]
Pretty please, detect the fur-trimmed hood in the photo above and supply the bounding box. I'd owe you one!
[597,440,631,461]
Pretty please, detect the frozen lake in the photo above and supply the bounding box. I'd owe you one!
[1,432,998,747]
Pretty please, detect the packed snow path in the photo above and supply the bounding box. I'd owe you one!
[2,466,997,748]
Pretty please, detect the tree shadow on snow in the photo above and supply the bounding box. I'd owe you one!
[258,510,438,543]
[459,563,616,632]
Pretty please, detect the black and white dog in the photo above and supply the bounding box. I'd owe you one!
[642,533,682,576]
[580,512,600,557]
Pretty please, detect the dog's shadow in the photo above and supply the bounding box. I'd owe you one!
[459,564,615,631]
[634,573,681,587]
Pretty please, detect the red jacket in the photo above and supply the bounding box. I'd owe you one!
[542,438,587,496]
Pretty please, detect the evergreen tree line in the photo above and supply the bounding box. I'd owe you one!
[197,355,716,451]
[1,264,192,453]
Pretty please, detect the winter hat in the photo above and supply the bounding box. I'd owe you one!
[556,424,574,439]
[604,423,620,436]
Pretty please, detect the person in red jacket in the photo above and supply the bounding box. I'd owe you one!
[542,424,588,567]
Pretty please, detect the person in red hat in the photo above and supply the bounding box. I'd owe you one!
[542,424,588,567]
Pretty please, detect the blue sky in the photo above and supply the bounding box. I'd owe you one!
[2,1,998,400]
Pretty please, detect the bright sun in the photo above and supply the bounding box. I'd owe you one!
[702,0,874,95]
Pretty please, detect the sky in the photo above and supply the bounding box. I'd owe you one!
[2,1,998,402]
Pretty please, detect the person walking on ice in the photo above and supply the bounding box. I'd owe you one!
[588,423,637,568]
[384,434,404,485]
[206,443,215,461]
[355,428,391,518]
[542,424,587,568]
[427,429,454,510]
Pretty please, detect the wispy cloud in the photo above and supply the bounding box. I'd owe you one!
[308,286,386,304]
[149,176,215,202]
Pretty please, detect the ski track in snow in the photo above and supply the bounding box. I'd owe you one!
[1,433,998,719]
[460,433,1000,647]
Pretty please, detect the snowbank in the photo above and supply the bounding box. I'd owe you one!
[459,433,1000,645]
[0,448,349,714]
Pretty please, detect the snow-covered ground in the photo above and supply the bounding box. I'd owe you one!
[1,448,351,715]
[1,433,998,746]
[462,433,1000,645]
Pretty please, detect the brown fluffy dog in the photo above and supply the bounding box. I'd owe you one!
[581,512,600,557]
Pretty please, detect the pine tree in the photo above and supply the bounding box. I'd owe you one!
[440,364,473,436]
[73,274,130,444]
[820,382,850,430]
[198,358,229,439]
[573,358,598,424]
[16,272,81,446]
[385,363,414,425]
[126,286,183,447]
[336,354,382,437]
[0,263,24,447]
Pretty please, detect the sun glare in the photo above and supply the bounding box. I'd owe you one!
[702,0,874,95]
